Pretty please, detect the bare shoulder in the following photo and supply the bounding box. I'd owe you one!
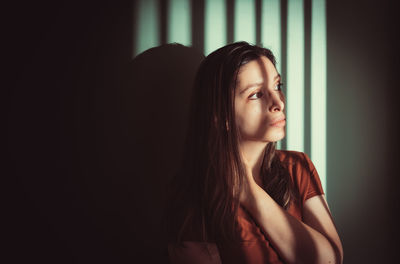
[168,241,221,264]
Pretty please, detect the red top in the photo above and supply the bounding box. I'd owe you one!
[218,150,325,263]
[172,150,324,263]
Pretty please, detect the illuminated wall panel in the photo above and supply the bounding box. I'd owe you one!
[234,0,256,43]
[134,0,160,56]
[286,0,304,153]
[168,0,191,46]
[311,0,327,193]
[261,0,281,72]
[205,0,227,55]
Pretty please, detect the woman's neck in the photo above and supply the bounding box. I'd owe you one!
[239,140,269,184]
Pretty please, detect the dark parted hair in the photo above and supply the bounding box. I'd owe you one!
[166,41,296,245]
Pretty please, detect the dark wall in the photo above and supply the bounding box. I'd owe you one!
[7,2,140,263]
[6,1,204,263]
[327,0,399,263]
[6,1,399,263]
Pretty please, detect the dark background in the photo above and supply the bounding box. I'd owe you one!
[6,0,399,263]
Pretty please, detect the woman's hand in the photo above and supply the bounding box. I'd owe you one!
[238,153,265,210]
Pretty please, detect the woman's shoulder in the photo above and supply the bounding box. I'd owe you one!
[276,150,324,200]
[275,150,317,180]
[275,150,311,165]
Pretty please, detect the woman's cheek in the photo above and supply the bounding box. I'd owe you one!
[238,116,260,137]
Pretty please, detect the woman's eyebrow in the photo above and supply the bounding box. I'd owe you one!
[273,74,281,81]
[239,82,264,94]
[239,74,280,94]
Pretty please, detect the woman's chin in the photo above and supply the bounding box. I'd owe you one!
[265,131,285,142]
[241,130,286,143]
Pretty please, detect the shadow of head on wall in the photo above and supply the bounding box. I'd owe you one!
[125,43,204,184]
[120,43,204,260]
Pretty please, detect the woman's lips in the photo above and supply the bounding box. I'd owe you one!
[270,118,286,127]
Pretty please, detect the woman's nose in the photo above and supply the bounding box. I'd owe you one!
[268,92,285,112]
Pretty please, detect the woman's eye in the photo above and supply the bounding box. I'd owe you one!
[249,91,263,100]
[274,83,283,91]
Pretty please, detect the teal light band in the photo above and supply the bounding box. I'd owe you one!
[311,0,327,194]
[286,0,305,153]
[134,0,160,56]
[234,0,256,43]
[205,0,227,55]
[261,0,282,149]
[261,0,281,72]
[167,0,191,46]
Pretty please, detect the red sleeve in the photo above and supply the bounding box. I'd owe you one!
[302,153,325,200]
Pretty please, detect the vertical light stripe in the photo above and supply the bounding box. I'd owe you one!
[234,0,256,43]
[134,0,160,56]
[168,0,192,46]
[204,0,227,55]
[311,0,327,193]
[286,0,304,152]
[261,0,281,72]
[261,0,282,149]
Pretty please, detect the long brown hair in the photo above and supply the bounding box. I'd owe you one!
[166,42,296,246]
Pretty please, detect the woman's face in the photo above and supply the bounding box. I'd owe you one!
[234,56,285,143]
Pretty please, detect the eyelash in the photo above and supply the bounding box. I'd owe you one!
[248,83,284,100]
[275,82,284,91]
[249,91,264,100]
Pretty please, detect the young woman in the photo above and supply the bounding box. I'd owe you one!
[166,42,343,264]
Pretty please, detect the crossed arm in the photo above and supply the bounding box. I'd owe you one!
[169,159,343,264]
[242,187,343,264]
[169,191,343,264]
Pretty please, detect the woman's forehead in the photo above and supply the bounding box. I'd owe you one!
[237,57,277,84]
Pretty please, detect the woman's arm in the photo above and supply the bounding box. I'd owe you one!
[240,166,343,264]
